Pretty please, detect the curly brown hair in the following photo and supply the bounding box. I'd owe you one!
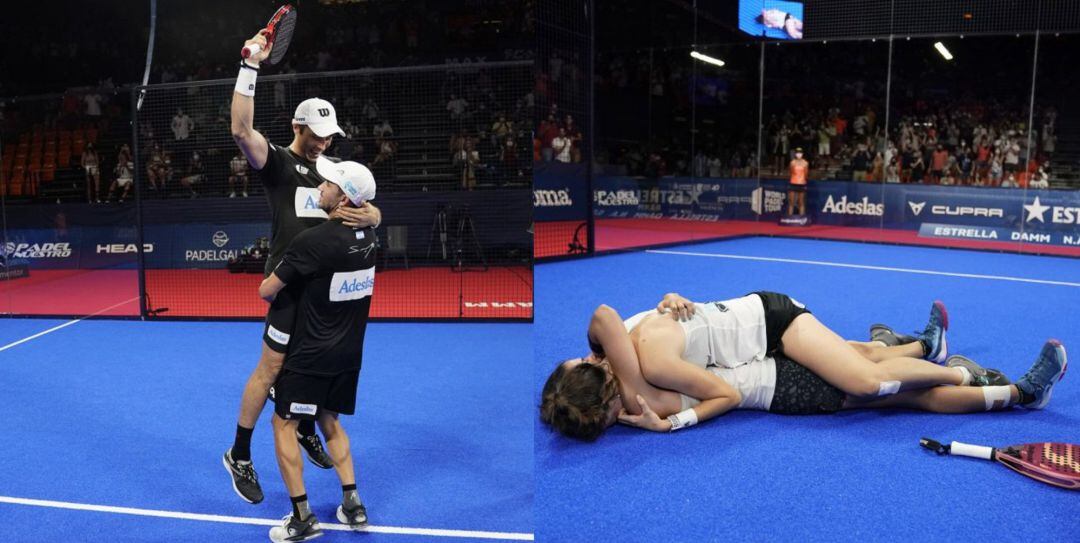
[539,360,620,441]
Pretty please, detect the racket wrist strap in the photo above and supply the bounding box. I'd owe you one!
[667,408,698,431]
[235,64,257,97]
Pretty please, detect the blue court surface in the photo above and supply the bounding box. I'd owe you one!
[0,321,533,542]
[535,237,1080,542]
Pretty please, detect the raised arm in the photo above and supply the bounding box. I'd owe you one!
[231,31,272,170]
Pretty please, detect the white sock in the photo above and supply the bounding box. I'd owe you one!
[982,385,1013,410]
[955,366,972,386]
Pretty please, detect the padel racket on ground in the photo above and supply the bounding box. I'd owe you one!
[921,437,1080,490]
[241,4,297,65]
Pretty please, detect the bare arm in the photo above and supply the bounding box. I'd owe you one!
[330,202,382,228]
[231,31,272,170]
[656,292,696,321]
[259,273,286,303]
[625,336,742,431]
[587,304,661,416]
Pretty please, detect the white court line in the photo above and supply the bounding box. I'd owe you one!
[0,496,534,541]
[646,250,1080,288]
[0,296,141,353]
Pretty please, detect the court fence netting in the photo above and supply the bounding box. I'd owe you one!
[0,61,534,321]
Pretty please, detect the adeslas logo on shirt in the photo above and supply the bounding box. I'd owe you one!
[338,277,374,295]
[329,267,375,302]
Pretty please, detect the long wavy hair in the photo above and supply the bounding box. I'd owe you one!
[539,360,620,441]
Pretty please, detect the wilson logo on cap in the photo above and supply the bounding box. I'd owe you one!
[318,108,330,117]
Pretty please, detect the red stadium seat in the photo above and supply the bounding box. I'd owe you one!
[41,163,56,183]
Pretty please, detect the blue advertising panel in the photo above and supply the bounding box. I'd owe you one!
[533,161,588,222]
[591,176,1080,248]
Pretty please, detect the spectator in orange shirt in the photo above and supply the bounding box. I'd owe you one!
[930,145,949,184]
[787,147,809,216]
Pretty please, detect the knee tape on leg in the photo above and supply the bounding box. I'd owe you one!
[982,385,1012,411]
[877,380,901,396]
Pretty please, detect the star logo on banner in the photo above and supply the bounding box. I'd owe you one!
[1024,196,1050,223]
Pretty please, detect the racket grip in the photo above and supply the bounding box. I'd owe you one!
[242,43,262,58]
[950,441,994,460]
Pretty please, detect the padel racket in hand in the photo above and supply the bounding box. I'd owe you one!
[241,4,297,65]
[921,437,1080,490]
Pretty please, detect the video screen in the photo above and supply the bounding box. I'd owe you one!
[738,0,804,40]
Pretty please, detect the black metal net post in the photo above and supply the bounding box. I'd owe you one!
[535,0,594,261]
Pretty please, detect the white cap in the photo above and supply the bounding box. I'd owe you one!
[316,156,376,206]
[293,98,345,138]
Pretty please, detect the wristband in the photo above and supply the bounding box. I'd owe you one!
[667,408,698,431]
[235,65,257,97]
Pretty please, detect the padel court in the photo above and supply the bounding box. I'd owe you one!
[0,320,533,542]
[534,236,1079,542]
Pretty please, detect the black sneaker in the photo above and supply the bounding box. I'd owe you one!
[336,502,368,530]
[869,324,918,347]
[946,355,1011,386]
[222,449,263,504]
[269,513,323,542]
[296,431,334,469]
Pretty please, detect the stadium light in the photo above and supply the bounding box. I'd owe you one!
[933,41,953,60]
[690,51,725,67]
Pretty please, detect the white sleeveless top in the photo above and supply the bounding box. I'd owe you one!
[623,295,776,412]
[677,294,769,369]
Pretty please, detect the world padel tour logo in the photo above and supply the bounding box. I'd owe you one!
[751,187,784,214]
[3,242,72,258]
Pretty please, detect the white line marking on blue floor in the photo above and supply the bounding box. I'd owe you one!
[646,250,1080,288]
[0,297,142,353]
[0,496,533,540]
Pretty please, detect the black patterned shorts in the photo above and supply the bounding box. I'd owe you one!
[768,354,847,415]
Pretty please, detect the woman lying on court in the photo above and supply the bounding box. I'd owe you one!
[540,292,1067,440]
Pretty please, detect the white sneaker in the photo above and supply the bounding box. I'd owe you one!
[268,513,322,542]
[229,192,236,198]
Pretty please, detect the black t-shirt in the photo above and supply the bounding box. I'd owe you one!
[274,219,377,376]
[257,142,340,275]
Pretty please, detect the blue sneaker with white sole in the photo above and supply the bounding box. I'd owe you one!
[1016,340,1068,410]
[916,301,949,364]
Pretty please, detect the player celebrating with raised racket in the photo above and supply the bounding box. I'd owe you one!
[541,294,1066,441]
[223,26,382,505]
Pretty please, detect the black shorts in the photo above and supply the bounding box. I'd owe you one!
[270,368,360,420]
[752,291,811,356]
[788,184,806,193]
[263,284,302,353]
[768,354,846,415]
